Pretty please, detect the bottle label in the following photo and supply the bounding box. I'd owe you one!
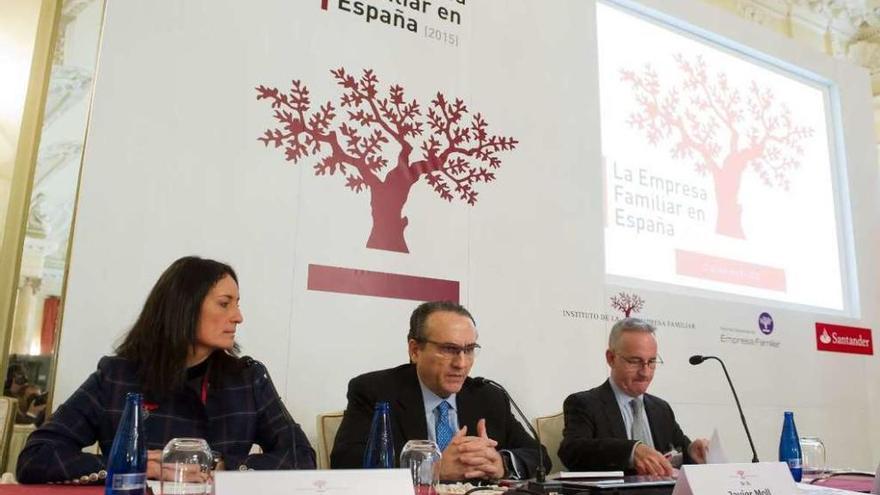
[111,472,146,490]
[786,458,802,469]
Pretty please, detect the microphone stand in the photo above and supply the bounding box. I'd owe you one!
[474,378,557,492]
[691,355,759,463]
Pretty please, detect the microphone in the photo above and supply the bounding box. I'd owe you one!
[472,377,548,483]
[689,355,759,463]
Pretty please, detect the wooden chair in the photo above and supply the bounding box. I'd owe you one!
[316,411,344,469]
[534,411,565,475]
[5,424,36,476]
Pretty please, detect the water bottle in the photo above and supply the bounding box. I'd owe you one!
[105,393,147,495]
[363,401,395,468]
[779,411,803,482]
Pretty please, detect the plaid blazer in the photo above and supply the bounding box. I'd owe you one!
[16,354,315,484]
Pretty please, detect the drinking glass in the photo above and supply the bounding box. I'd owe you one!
[160,438,214,495]
[400,440,441,495]
[799,436,826,476]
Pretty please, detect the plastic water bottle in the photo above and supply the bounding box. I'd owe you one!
[105,393,147,495]
[363,401,395,468]
[779,411,803,482]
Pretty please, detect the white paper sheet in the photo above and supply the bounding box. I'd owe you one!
[706,428,729,464]
[214,469,413,495]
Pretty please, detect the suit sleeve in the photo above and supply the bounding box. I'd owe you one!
[16,364,107,483]
[558,392,636,471]
[329,375,375,468]
[233,362,316,470]
[667,404,693,464]
[497,393,551,478]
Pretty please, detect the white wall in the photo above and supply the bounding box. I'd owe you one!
[56,0,879,470]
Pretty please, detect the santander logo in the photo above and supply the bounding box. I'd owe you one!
[815,323,873,355]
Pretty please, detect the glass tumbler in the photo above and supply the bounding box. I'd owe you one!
[799,436,826,476]
[400,440,442,495]
[160,438,214,495]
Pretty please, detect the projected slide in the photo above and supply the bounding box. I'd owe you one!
[597,3,845,310]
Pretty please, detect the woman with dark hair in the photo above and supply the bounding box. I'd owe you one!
[16,256,316,484]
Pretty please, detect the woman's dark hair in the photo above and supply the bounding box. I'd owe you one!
[115,256,238,397]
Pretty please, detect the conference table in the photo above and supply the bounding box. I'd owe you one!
[0,487,101,495]
[0,481,661,495]
[0,473,873,495]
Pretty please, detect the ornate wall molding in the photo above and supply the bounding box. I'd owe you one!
[727,0,880,94]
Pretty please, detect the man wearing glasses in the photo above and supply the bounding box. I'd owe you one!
[559,317,709,476]
[331,301,548,480]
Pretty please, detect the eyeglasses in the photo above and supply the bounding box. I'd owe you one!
[418,339,481,359]
[617,354,663,370]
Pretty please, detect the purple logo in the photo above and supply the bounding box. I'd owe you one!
[758,312,774,335]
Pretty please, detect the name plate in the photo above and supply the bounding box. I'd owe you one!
[215,468,414,495]
[672,462,798,495]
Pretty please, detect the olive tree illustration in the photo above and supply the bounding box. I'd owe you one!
[610,292,644,317]
[256,68,518,253]
[621,54,813,239]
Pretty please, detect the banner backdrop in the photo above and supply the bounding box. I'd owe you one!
[57,0,880,469]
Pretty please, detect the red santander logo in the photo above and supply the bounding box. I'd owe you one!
[815,323,873,355]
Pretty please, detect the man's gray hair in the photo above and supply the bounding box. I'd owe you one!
[608,317,656,350]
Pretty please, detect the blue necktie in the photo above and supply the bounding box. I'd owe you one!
[435,400,453,451]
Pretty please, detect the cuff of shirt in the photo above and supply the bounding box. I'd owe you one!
[628,441,643,468]
[499,450,524,480]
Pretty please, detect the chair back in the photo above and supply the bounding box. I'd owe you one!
[0,398,17,472]
[316,411,344,469]
[534,411,565,475]
[5,424,35,476]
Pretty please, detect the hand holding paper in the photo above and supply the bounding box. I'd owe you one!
[687,438,710,464]
[705,428,729,464]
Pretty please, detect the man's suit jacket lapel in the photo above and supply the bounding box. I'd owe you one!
[456,380,478,433]
[395,364,429,442]
[643,394,669,451]
[599,380,629,440]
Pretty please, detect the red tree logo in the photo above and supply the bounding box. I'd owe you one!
[256,68,518,253]
[610,292,644,317]
[621,54,813,238]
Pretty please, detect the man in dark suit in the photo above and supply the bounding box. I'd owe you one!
[559,317,708,476]
[331,301,548,480]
